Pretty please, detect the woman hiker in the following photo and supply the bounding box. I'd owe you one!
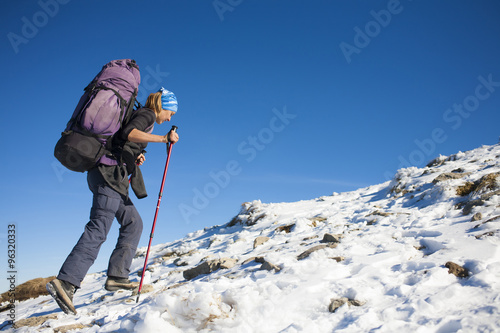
[47,87,180,315]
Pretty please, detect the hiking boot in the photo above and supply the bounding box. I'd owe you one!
[46,279,77,315]
[105,277,139,291]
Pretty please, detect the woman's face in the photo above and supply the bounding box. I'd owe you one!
[156,109,175,124]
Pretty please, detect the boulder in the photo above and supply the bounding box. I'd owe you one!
[183,258,237,280]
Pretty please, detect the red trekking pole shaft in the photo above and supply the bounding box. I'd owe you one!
[136,125,177,303]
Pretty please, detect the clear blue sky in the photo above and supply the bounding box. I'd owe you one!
[1,0,500,290]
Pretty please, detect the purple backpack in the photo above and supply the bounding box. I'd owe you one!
[54,59,141,172]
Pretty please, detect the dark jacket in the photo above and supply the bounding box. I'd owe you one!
[94,108,156,198]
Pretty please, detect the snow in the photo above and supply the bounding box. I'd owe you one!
[3,143,500,332]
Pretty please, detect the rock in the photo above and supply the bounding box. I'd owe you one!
[173,258,188,267]
[330,256,345,262]
[275,224,295,233]
[329,297,348,312]
[456,182,475,196]
[297,243,337,260]
[183,262,215,280]
[426,156,447,167]
[227,201,267,226]
[328,297,366,313]
[475,231,495,239]
[471,212,483,222]
[367,210,393,217]
[308,216,327,227]
[445,261,469,278]
[473,214,500,229]
[321,233,342,243]
[183,258,237,280]
[241,257,256,265]
[242,256,266,265]
[161,251,177,260]
[462,199,485,215]
[218,258,237,269]
[12,314,58,329]
[348,299,366,307]
[457,173,500,209]
[253,236,270,249]
[433,172,471,183]
[260,261,281,272]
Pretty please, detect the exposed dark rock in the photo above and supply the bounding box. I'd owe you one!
[462,199,485,215]
[321,233,342,243]
[475,231,496,239]
[183,258,237,280]
[328,297,366,313]
[367,210,393,217]
[330,256,345,262]
[297,243,338,260]
[275,224,295,233]
[433,172,471,184]
[174,258,189,267]
[445,261,469,278]
[260,261,281,272]
[473,214,500,229]
[471,212,483,222]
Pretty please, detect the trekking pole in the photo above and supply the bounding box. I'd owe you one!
[136,125,177,303]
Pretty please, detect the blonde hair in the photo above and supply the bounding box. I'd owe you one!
[145,91,163,116]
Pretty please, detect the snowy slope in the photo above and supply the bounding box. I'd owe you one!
[4,143,500,332]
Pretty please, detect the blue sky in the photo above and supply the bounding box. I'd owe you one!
[1,0,500,290]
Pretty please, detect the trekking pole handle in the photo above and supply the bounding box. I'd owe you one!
[167,126,178,145]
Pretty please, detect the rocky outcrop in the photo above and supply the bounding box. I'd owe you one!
[183,258,237,280]
[1,276,55,303]
[432,172,471,183]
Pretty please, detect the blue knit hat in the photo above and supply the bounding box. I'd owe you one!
[159,87,178,112]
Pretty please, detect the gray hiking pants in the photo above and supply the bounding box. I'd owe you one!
[57,169,143,288]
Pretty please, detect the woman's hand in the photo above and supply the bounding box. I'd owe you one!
[135,153,146,166]
[166,130,179,144]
